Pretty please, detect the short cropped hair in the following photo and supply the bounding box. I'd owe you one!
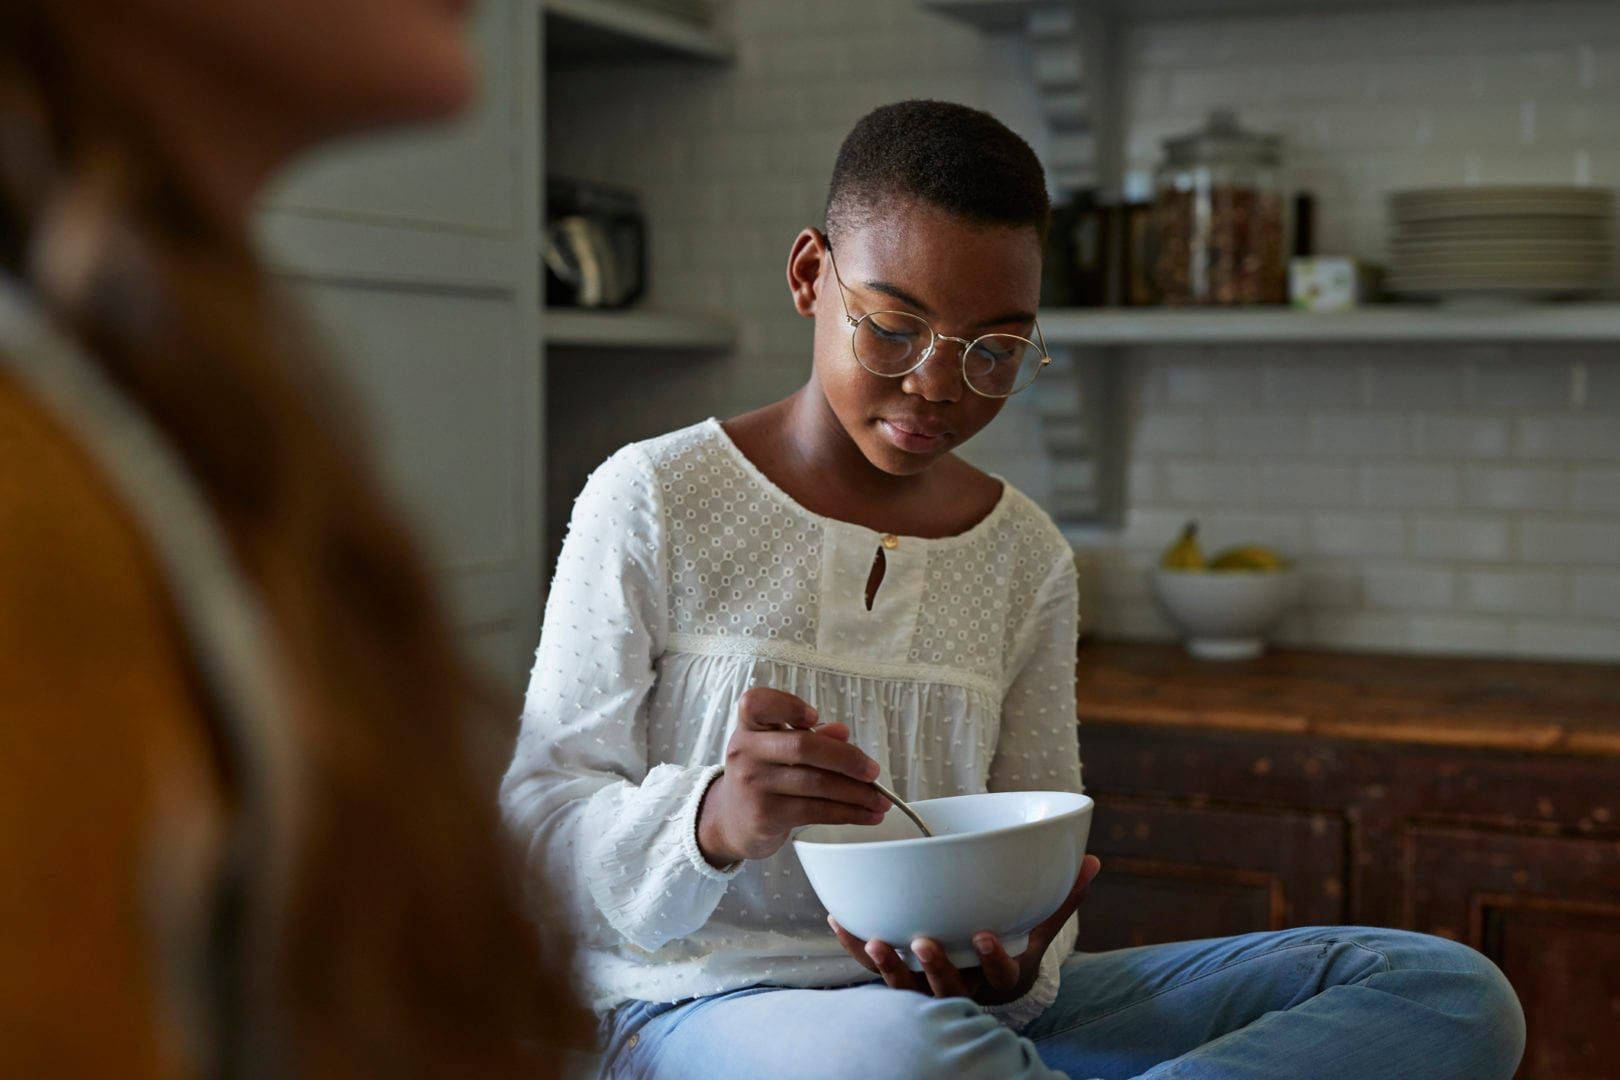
[824,100,1050,244]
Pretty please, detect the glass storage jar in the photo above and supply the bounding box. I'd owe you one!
[1152,110,1286,306]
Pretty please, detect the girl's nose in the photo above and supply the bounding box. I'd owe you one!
[902,341,964,403]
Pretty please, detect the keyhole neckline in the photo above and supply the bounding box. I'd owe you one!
[864,546,888,611]
[707,420,1013,552]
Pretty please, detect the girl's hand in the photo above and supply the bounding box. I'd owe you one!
[696,688,888,866]
[829,855,1101,1006]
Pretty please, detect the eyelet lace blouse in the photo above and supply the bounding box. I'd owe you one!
[501,419,1083,1028]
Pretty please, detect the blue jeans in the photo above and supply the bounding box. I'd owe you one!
[597,927,1525,1079]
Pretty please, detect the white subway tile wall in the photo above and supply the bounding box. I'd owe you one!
[549,0,1620,661]
[1106,345,1619,659]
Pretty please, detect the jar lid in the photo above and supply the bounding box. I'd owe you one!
[1162,110,1281,168]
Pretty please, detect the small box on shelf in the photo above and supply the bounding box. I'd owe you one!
[1289,257,1381,313]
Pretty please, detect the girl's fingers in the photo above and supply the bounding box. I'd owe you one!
[1027,855,1102,955]
[866,940,918,992]
[770,794,886,828]
[971,932,1021,993]
[737,687,820,730]
[828,917,880,974]
[911,938,969,998]
[765,765,890,813]
[756,729,879,782]
[813,721,852,742]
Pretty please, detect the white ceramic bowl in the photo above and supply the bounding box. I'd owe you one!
[793,790,1093,971]
[1151,568,1302,660]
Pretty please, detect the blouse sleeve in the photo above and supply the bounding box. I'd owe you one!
[499,445,742,955]
[983,550,1083,1029]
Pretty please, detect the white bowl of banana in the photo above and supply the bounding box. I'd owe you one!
[1152,522,1301,661]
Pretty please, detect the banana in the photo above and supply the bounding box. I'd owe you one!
[1160,521,1206,570]
[1210,545,1287,572]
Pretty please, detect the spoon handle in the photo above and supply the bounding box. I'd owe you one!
[870,778,933,838]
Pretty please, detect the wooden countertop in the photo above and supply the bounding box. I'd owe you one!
[1076,642,1620,758]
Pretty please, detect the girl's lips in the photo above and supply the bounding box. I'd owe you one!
[878,419,949,454]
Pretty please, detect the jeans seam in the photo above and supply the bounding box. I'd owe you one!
[1039,937,1388,1042]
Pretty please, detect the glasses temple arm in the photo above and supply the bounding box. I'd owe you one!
[819,232,859,326]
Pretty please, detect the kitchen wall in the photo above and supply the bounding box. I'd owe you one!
[1097,345,1620,660]
[548,0,1620,662]
[1089,1,1620,661]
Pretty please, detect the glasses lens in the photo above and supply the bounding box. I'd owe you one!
[964,334,1044,396]
[853,312,932,376]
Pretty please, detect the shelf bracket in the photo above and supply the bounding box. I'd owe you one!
[922,0,1125,200]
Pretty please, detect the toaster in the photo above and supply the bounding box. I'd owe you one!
[544,177,647,309]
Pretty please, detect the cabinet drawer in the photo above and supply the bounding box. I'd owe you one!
[1078,796,1346,951]
[1406,826,1620,1080]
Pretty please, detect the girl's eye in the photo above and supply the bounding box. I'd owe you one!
[869,319,921,342]
[972,336,1032,366]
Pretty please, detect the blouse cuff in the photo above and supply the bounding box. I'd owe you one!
[682,763,744,882]
[585,762,744,952]
[982,963,1062,1031]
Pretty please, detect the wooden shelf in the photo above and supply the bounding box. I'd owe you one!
[542,308,734,350]
[543,0,733,64]
[1036,304,1620,347]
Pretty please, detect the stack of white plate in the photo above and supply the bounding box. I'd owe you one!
[1387,186,1616,300]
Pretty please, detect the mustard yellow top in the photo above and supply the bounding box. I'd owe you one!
[0,365,224,1076]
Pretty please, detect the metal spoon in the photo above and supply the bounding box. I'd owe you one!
[871,778,934,838]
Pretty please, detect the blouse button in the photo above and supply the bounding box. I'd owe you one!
[881,533,900,550]
[627,1033,640,1050]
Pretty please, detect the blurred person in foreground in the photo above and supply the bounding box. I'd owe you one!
[0,0,583,1075]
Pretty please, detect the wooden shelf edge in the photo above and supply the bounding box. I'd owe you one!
[1074,642,1620,758]
[1078,704,1617,758]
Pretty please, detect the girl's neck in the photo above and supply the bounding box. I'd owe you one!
[781,384,932,504]
[725,389,1001,540]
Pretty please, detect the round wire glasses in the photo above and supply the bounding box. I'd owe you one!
[822,237,1051,399]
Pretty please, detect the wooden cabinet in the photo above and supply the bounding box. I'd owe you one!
[1083,798,1344,949]
[1408,828,1620,1080]
[1075,643,1620,1080]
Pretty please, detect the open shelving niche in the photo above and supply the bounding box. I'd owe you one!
[539,0,736,355]
[923,0,1620,528]
[538,0,738,579]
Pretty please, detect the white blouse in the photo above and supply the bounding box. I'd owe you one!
[500,419,1083,1028]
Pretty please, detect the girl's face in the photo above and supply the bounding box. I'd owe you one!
[62,0,475,141]
[793,199,1043,478]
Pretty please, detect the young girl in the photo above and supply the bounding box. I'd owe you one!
[502,101,1524,1079]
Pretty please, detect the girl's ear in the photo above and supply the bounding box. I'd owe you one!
[786,228,826,318]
